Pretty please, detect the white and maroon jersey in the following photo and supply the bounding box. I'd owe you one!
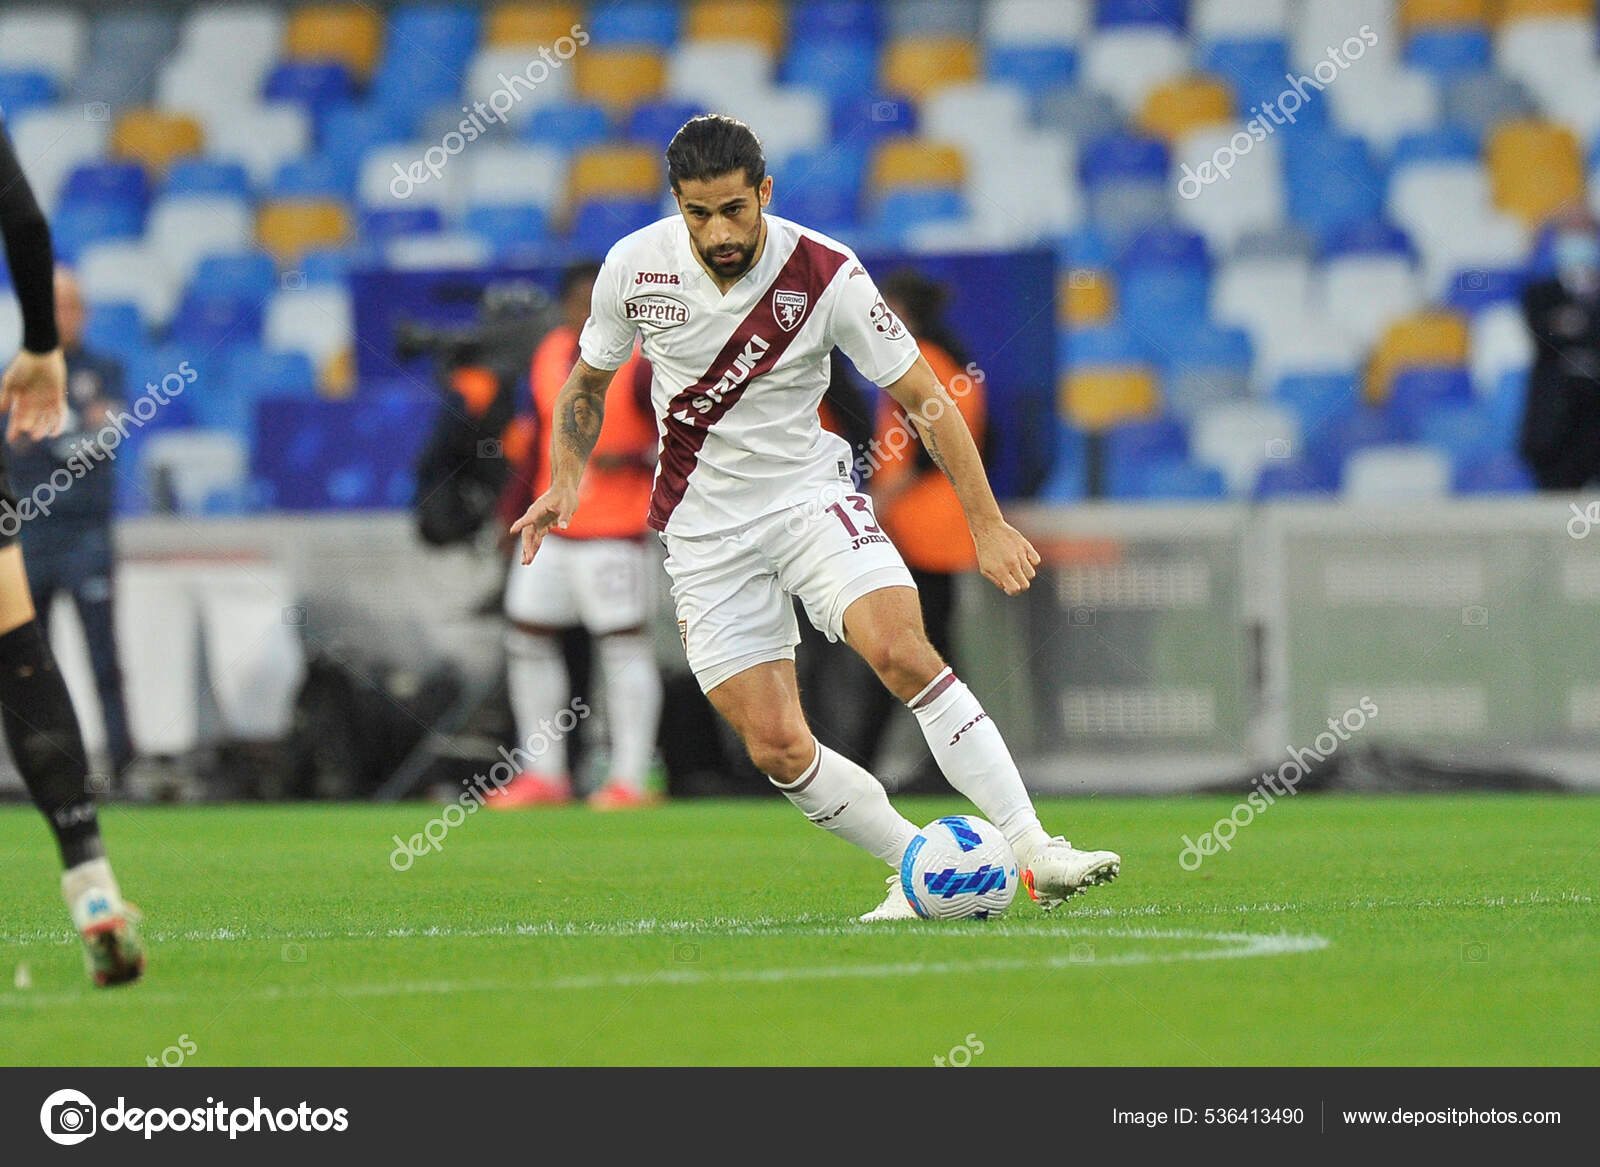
[579,212,921,537]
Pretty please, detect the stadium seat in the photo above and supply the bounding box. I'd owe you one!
[388,4,480,66]
[1404,27,1492,76]
[1038,88,1122,148]
[60,161,151,216]
[792,0,883,42]
[870,188,966,239]
[193,252,278,306]
[1118,263,1211,344]
[1329,68,1441,154]
[147,195,255,285]
[264,287,353,368]
[1082,26,1190,114]
[921,83,1030,152]
[485,3,584,47]
[888,0,982,40]
[986,44,1078,101]
[1197,38,1291,111]
[588,1,682,48]
[1272,372,1362,430]
[387,233,493,271]
[1059,323,1147,371]
[170,290,263,350]
[285,4,384,80]
[1060,367,1160,431]
[782,36,877,100]
[1132,461,1230,500]
[1385,365,1475,435]
[1390,126,1480,169]
[78,239,179,327]
[0,8,87,86]
[463,47,578,125]
[881,37,979,100]
[985,0,1089,45]
[1442,72,1536,139]
[1037,418,1090,501]
[568,145,662,207]
[257,200,354,264]
[1453,450,1533,493]
[1322,220,1415,260]
[569,197,660,255]
[1294,0,1398,74]
[719,88,830,165]
[1400,0,1488,27]
[1105,416,1189,498]
[1416,400,1507,468]
[1342,444,1452,500]
[1499,0,1593,20]
[0,69,56,120]
[1078,134,1168,189]
[771,145,867,225]
[1060,268,1115,327]
[362,206,443,243]
[1191,0,1290,39]
[205,105,312,188]
[1322,253,1426,349]
[50,203,142,262]
[462,145,568,212]
[272,156,355,200]
[523,102,615,151]
[1191,401,1300,495]
[686,1,785,53]
[80,301,147,365]
[1487,120,1586,226]
[627,100,709,151]
[576,48,668,115]
[264,61,359,115]
[1172,128,1286,251]
[1137,76,1234,142]
[1254,459,1338,498]
[1366,311,1471,402]
[1214,256,1313,339]
[165,158,253,200]
[466,205,549,258]
[867,140,966,196]
[1468,303,1534,395]
[1162,325,1254,417]
[1445,266,1523,313]
[110,109,203,174]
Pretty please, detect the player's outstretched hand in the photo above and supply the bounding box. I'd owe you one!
[973,518,1041,596]
[0,347,67,442]
[510,486,578,565]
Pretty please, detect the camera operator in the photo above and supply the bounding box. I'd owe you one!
[1520,213,1600,490]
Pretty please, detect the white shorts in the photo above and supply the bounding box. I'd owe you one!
[505,534,652,634]
[662,492,916,693]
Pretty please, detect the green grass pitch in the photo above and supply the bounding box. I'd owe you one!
[1,795,1595,1066]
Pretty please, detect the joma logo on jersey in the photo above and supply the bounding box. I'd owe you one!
[624,294,689,329]
[773,289,808,332]
[924,864,1008,899]
[634,271,680,285]
[691,333,770,413]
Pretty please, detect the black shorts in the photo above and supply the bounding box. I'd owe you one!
[0,443,18,549]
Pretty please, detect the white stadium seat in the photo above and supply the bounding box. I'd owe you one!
[0,8,88,86]
[202,104,312,187]
[1533,69,1600,142]
[1081,27,1189,115]
[1191,0,1291,42]
[360,144,460,210]
[0,299,20,358]
[146,195,255,285]
[921,83,1031,153]
[1342,444,1452,501]
[718,87,829,165]
[1293,0,1397,75]
[182,3,285,69]
[463,47,576,125]
[139,430,248,513]
[667,42,773,111]
[1191,401,1300,494]
[983,0,1090,46]
[1172,128,1286,252]
[1253,312,1362,388]
[386,232,493,270]
[1213,256,1313,337]
[78,240,179,327]
[157,50,264,120]
[1329,67,1440,153]
[963,131,1081,238]
[8,108,110,212]
[1469,304,1534,397]
[1321,254,1425,350]
[264,287,353,368]
[1496,17,1598,107]
[461,145,567,210]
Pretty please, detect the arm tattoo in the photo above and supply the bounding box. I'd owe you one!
[558,381,605,464]
[921,420,952,480]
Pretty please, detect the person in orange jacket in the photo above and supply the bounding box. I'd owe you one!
[497,263,663,809]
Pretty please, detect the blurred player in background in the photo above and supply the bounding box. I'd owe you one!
[497,262,663,809]
[9,266,136,786]
[847,269,988,779]
[1519,212,1600,490]
[0,119,142,985]
[512,115,1119,918]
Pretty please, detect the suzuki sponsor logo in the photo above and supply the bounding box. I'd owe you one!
[683,333,770,416]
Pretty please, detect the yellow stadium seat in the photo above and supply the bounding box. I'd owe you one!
[686,0,785,54]
[575,48,666,115]
[486,2,584,46]
[881,37,979,100]
[569,145,662,206]
[1060,270,1115,327]
[1060,367,1160,431]
[110,109,202,173]
[1400,0,1489,28]
[1366,312,1471,403]
[286,4,383,79]
[1495,0,1593,23]
[1487,120,1585,226]
[868,140,965,196]
[256,200,353,264]
[1137,76,1234,142]
[320,349,355,398]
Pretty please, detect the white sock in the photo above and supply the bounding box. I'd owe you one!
[770,740,919,867]
[598,633,662,791]
[908,668,1050,866]
[505,628,569,778]
[61,857,123,931]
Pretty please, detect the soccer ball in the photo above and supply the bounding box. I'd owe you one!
[900,815,1018,920]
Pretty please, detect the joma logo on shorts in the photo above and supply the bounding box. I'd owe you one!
[948,712,989,746]
[694,334,770,412]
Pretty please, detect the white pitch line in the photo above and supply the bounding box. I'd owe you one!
[0,929,1329,1011]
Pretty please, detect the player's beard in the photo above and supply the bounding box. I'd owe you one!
[700,221,761,280]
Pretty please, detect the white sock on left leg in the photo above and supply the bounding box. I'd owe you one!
[598,633,662,792]
[770,740,919,867]
[908,668,1051,866]
[61,857,123,931]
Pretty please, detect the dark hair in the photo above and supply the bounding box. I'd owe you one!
[666,114,766,192]
[558,261,602,300]
[881,268,970,367]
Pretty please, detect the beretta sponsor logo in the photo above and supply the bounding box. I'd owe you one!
[624,294,690,328]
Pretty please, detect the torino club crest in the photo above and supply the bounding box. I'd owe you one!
[773,289,808,331]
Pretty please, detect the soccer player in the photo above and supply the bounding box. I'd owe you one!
[512,116,1119,919]
[0,119,143,983]
[498,262,663,808]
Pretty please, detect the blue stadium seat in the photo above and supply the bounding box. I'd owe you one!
[784,37,878,100]
[1390,126,1480,169]
[1038,419,1089,501]
[81,303,147,365]
[0,70,57,120]
[1454,451,1534,494]
[1416,401,1506,468]
[1254,459,1337,498]
[627,100,709,151]
[230,346,318,398]
[320,104,411,162]
[523,102,614,151]
[871,187,965,238]
[1163,323,1253,376]
[298,249,356,286]
[123,346,204,425]
[1320,220,1414,259]
[587,1,681,48]
[193,252,278,305]
[831,95,918,145]
[1118,264,1210,347]
[363,207,444,242]
[272,155,355,199]
[1105,417,1189,497]
[1404,28,1492,78]
[1118,225,1208,272]
[252,391,436,510]
[465,205,549,256]
[1058,224,1115,269]
[773,179,859,233]
[1385,366,1474,437]
[1307,407,1405,481]
[1273,372,1361,429]
[51,200,144,260]
[1444,267,1524,313]
[170,292,263,350]
[1097,0,1186,30]
[791,0,882,42]
[389,4,480,70]
[1059,323,1148,371]
[570,198,660,257]
[1199,39,1289,109]
[1136,461,1230,501]
[1078,135,1168,189]
[985,45,1077,98]
[263,61,358,113]
[1284,136,1385,240]
[165,158,253,199]
[60,162,151,215]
